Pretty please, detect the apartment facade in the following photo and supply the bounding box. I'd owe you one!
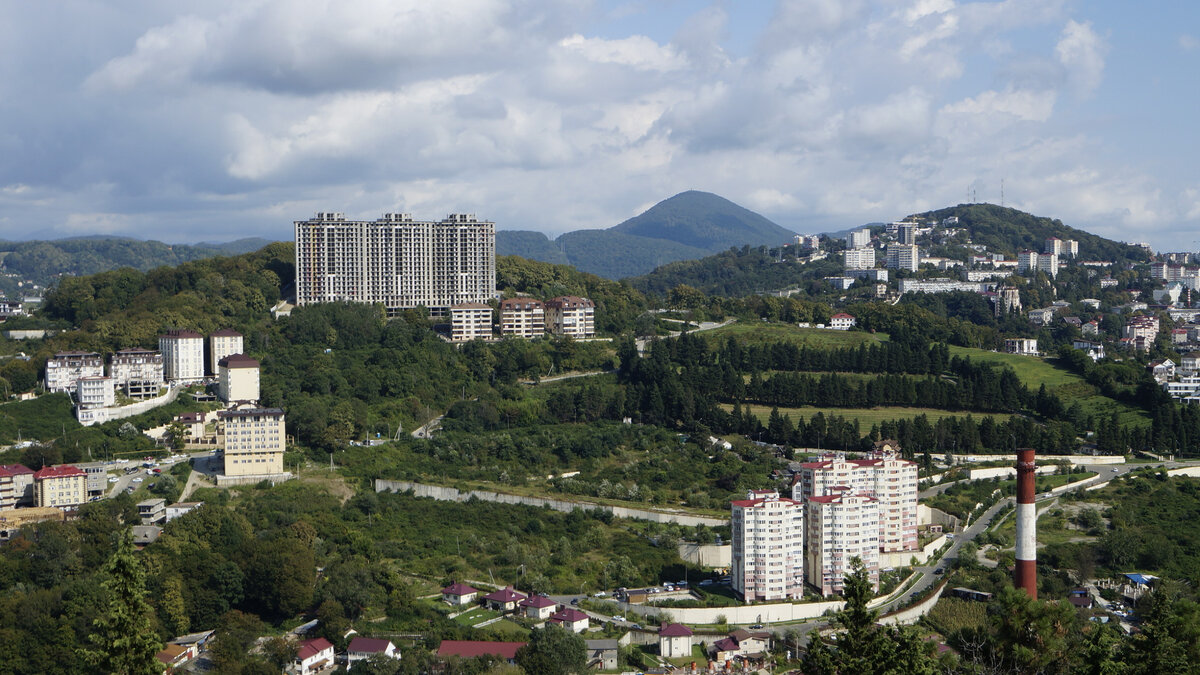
[730,490,805,601]
[0,464,35,509]
[792,451,918,553]
[294,211,495,316]
[160,329,205,383]
[885,244,918,272]
[76,376,115,409]
[450,303,494,342]
[208,329,244,375]
[499,298,546,338]
[806,488,880,595]
[45,352,104,393]
[545,296,595,338]
[218,354,260,403]
[1004,338,1039,355]
[220,408,286,477]
[843,247,876,270]
[845,228,871,249]
[33,465,87,509]
[110,348,164,398]
[1017,250,1038,273]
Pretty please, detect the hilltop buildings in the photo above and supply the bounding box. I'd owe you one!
[160,329,205,383]
[219,408,286,478]
[110,348,164,398]
[294,211,496,316]
[499,298,546,338]
[545,296,596,338]
[208,328,243,375]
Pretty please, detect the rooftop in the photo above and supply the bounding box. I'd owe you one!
[437,641,525,660]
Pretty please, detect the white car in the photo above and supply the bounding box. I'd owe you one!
[132,477,144,483]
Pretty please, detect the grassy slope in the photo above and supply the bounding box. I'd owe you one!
[727,403,1012,430]
[703,323,889,348]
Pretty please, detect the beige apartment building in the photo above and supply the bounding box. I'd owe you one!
[730,489,805,601]
[805,488,881,596]
[792,449,918,553]
[499,298,545,338]
[218,354,260,403]
[294,212,495,316]
[33,465,87,509]
[545,296,595,338]
[208,329,244,375]
[450,303,494,342]
[220,408,286,477]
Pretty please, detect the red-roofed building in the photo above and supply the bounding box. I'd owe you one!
[806,488,880,595]
[658,623,693,658]
[0,464,35,509]
[709,629,771,664]
[33,465,87,509]
[441,582,479,606]
[731,490,805,601]
[483,586,526,612]
[792,450,917,553]
[499,298,546,338]
[829,313,855,330]
[155,643,195,673]
[519,594,557,620]
[547,608,589,633]
[545,296,595,338]
[437,640,526,663]
[295,637,335,675]
[347,636,398,670]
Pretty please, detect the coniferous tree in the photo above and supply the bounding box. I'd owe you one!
[80,528,162,675]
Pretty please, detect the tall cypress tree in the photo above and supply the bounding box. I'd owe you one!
[80,528,162,675]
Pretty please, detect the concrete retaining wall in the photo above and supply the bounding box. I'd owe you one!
[951,454,1124,466]
[76,386,180,426]
[677,543,731,568]
[1168,467,1200,478]
[215,472,294,487]
[623,599,845,624]
[375,480,728,527]
[1048,475,1099,496]
[879,534,947,568]
[877,582,947,626]
[968,465,1057,480]
[918,505,962,533]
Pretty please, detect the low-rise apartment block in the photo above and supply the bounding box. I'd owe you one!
[33,465,87,509]
[110,348,164,398]
[731,490,805,601]
[499,298,546,338]
[220,408,286,477]
[450,303,494,342]
[545,296,595,338]
[1004,338,1039,355]
[0,464,35,509]
[76,376,115,409]
[843,247,876,270]
[45,351,104,393]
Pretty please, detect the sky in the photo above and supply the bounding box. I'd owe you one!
[1,0,1197,250]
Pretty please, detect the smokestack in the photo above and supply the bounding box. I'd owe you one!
[1015,448,1037,598]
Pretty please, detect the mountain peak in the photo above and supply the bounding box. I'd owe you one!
[610,190,796,252]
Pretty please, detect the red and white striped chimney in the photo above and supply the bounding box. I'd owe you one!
[1015,448,1037,598]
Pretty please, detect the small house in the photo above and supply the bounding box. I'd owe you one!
[483,586,526,612]
[295,637,335,675]
[548,608,589,633]
[519,595,557,621]
[347,636,398,670]
[658,623,693,658]
[441,582,479,606]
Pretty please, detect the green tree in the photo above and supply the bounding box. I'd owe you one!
[515,625,587,675]
[79,529,162,675]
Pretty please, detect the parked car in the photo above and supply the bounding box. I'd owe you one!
[934,568,944,575]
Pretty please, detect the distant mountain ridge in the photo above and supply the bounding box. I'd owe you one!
[497,190,798,279]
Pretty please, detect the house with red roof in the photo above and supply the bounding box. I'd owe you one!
[829,313,856,330]
[437,640,526,663]
[295,637,335,675]
[658,623,693,658]
[441,582,479,606]
[483,586,526,612]
[33,464,87,509]
[547,608,589,633]
[709,628,771,664]
[154,643,195,673]
[518,594,557,620]
[346,636,398,670]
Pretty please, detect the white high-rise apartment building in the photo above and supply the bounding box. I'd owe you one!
[806,488,880,596]
[885,244,919,272]
[792,450,918,552]
[220,408,286,477]
[294,211,495,316]
[209,329,244,375]
[845,228,871,249]
[1017,250,1038,273]
[499,298,546,338]
[1037,253,1059,278]
[1045,238,1079,258]
[159,329,205,383]
[731,490,805,601]
[843,247,876,270]
[45,352,104,393]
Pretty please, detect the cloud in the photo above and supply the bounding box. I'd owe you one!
[558,34,688,71]
[1055,19,1106,97]
[1181,34,1200,52]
